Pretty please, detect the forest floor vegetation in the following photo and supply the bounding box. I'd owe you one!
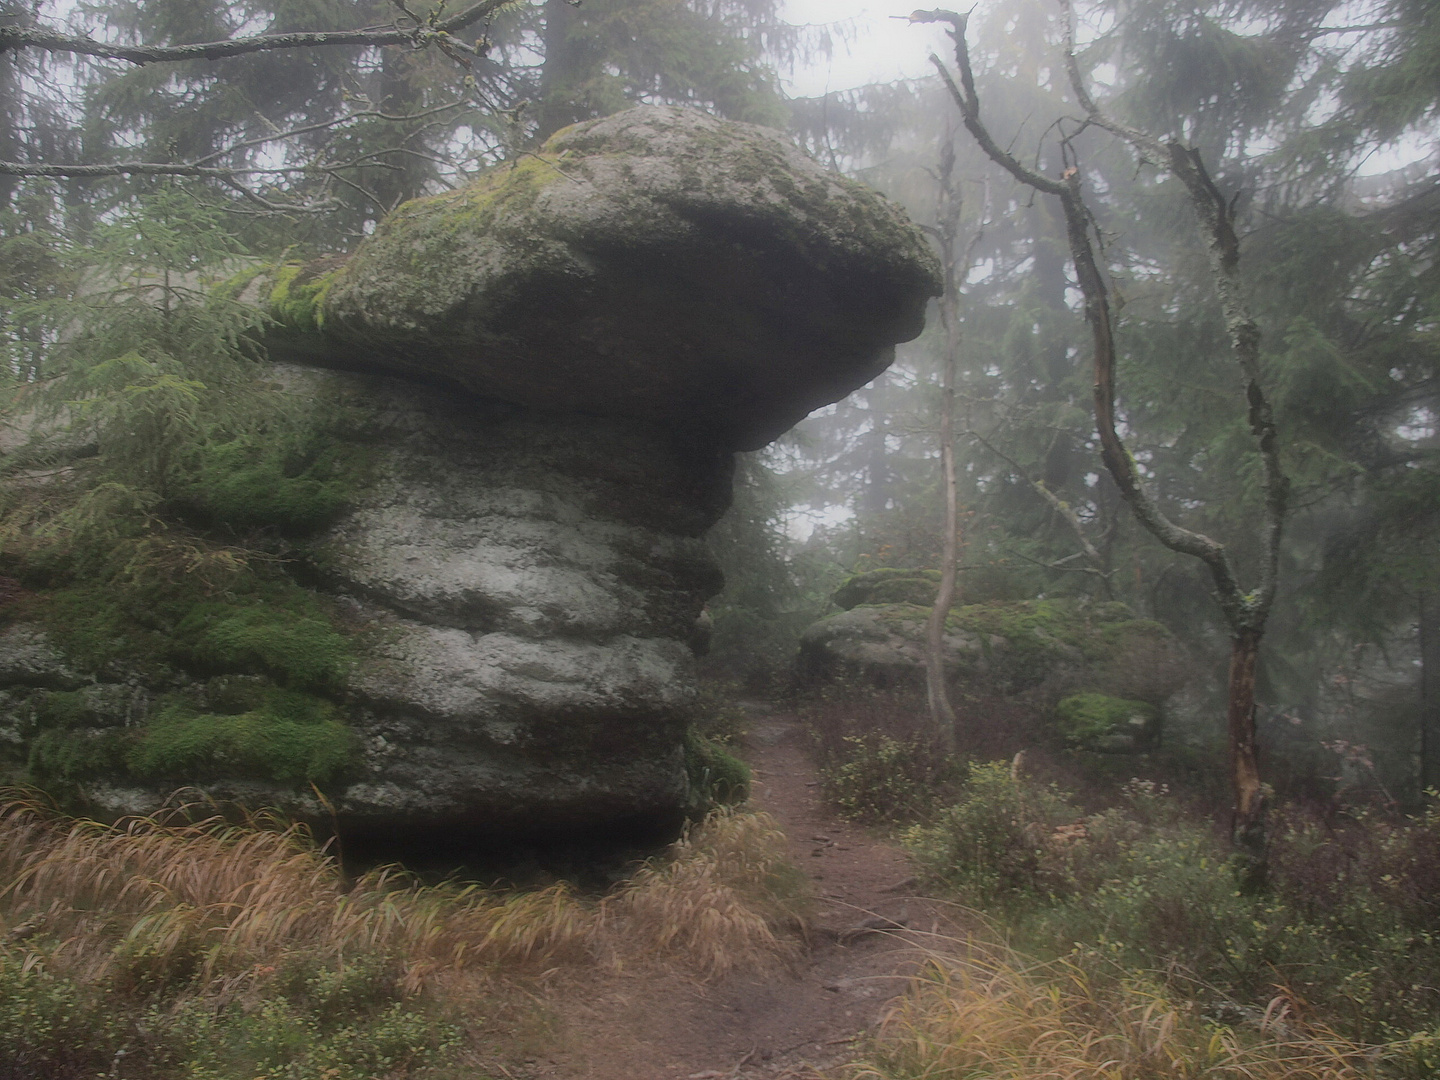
[5,694,1435,1078]
[0,791,806,1079]
[806,685,1440,1079]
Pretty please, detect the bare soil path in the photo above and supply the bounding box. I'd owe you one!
[518,703,959,1080]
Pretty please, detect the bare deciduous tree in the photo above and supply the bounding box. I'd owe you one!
[911,5,1290,881]
[924,133,987,749]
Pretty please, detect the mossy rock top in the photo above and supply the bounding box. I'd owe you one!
[832,568,944,610]
[798,597,1187,703]
[263,105,941,451]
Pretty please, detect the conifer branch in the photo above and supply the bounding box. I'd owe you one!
[0,1,518,66]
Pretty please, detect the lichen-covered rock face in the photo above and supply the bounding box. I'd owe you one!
[306,367,730,838]
[268,105,941,451]
[1,367,732,843]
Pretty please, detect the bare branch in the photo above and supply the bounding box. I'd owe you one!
[967,429,1105,568]
[0,160,268,179]
[218,178,337,214]
[911,9,1065,197]
[0,1,520,65]
[190,96,473,167]
[1056,0,1290,626]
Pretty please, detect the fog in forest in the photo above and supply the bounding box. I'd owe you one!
[1,1,1438,1077]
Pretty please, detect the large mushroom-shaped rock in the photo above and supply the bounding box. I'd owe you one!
[4,106,940,853]
[267,105,941,451]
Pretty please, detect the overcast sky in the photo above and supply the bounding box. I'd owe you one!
[778,1,954,97]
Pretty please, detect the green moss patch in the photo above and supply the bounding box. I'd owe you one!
[1055,692,1158,749]
[27,727,129,786]
[950,599,1149,675]
[948,598,1092,649]
[684,730,751,815]
[35,586,169,677]
[175,434,362,534]
[850,598,1170,696]
[37,576,354,692]
[29,685,357,788]
[266,262,342,333]
[833,568,942,610]
[174,598,352,691]
[349,155,563,286]
[127,694,355,786]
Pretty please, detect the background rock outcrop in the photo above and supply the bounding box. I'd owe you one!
[0,106,939,850]
[798,570,1188,751]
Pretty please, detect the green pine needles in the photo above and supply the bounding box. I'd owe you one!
[0,188,368,798]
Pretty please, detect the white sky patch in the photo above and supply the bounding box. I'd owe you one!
[1396,406,1436,443]
[779,0,953,96]
[1355,130,1436,176]
[785,503,855,542]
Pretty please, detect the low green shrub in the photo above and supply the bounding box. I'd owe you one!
[914,766,1440,1044]
[822,732,964,824]
[0,947,126,1077]
[904,760,1079,900]
[1054,691,1157,748]
[1389,1025,1440,1080]
[178,997,461,1080]
[692,678,749,744]
[0,944,462,1080]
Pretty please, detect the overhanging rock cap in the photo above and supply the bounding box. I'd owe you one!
[264,104,942,451]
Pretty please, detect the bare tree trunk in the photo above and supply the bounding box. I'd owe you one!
[917,5,1289,872]
[924,135,975,750]
[926,287,961,748]
[1228,627,1266,888]
[1421,594,1440,795]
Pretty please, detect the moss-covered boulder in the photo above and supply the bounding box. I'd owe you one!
[797,598,1187,746]
[261,105,941,451]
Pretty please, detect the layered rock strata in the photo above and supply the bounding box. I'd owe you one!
[310,369,732,839]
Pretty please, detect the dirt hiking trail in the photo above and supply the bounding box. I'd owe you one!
[520,704,961,1080]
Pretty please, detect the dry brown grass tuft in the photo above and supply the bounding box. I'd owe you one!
[602,806,808,978]
[0,792,804,994]
[839,946,1377,1080]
